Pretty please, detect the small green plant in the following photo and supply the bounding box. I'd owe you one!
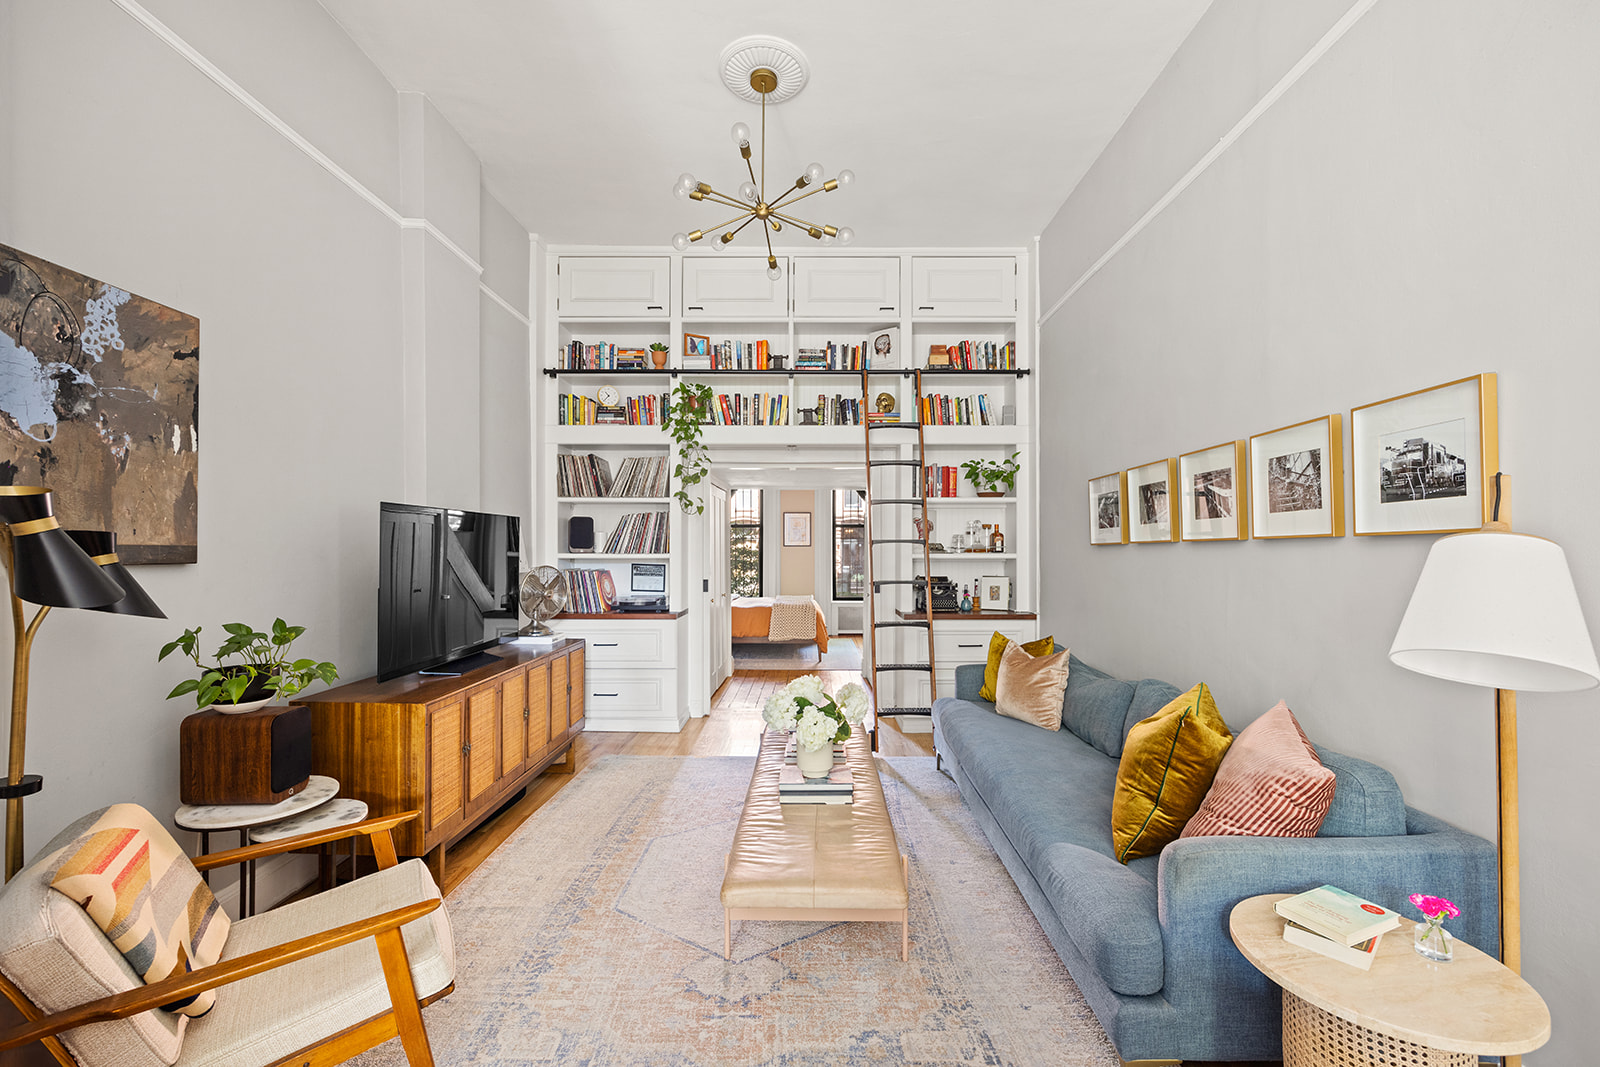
[960,452,1022,495]
[649,342,668,352]
[666,380,715,514]
[159,619,339,708]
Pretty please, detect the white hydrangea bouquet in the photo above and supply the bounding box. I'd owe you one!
[762,675,870,753]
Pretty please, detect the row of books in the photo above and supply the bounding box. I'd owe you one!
[560,342,658,371]
[1274,884,1401,971]
[609,456,669,498]
[563,568,616,613]
[795,341,868,371]
[707,393,790,426]
[820,395,864,426]
[558,454,670,498]
[919,393,996,426]
[931,340,1016,371]
[602,511,669,554]
[924,465,964,498]
[691,339,773,371]
[557,392,668,425]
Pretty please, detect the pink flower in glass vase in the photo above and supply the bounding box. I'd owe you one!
[1409,893,1461,962]
[1408,894,1461,920]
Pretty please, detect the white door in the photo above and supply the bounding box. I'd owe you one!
[709,484,733,692]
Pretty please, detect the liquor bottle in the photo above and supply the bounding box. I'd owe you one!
[990,525,1004,553]
[960,585,973,613]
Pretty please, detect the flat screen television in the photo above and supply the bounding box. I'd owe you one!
[377,501,521,682]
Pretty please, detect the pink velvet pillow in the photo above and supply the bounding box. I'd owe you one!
[1181,701,1335,838]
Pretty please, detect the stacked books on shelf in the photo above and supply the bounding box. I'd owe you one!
[602,511,669,554]
[609,456,668,498]
[928,340,1016,371]
[865,408,900,425]
[924,465,961,497]
[561,341,665,371]
[1274,885,1400,970]
[556,453,614,496]
[778,761,853,805]
[919,393,995,426]
[795,340,866,371]
[818,395,863,426]
[562,568,616,613]
[709,392,790,426]
[706,339,773,370]
[556,392,669,425]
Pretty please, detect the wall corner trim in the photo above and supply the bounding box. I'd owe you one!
[1038,0,1381,326]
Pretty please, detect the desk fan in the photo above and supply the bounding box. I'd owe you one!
[518,566,569,637]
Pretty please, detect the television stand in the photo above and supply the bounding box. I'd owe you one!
[418,650,502,677]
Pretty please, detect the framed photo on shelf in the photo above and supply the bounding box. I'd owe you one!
[1249,414,1344,539]
[1127,459,1178,544]
[1350,373,1497,536]
[630,562,667,593]
[1088,471,1128,545]
[783,511,811,547]
[1179,441,1249,542]
[684,333,710,358]
[979,575,1012,612]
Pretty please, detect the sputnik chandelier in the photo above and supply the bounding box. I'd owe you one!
[671,36,853,280]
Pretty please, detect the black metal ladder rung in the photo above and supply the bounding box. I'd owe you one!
[865,423,920,430]
[875,663,932,672]
[870,498,926,506]
[877,707,933,717]
[872,579,918,588]
[873,620,929,629]
[870,538,925,545]
[867,460,922,467]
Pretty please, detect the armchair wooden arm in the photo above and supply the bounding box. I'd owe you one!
[191,810,419,872]
[0,896,440,1052]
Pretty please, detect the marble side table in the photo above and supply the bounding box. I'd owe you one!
[1230,893,1549,1066]
[249,797,369,892]
[175,775,339,916]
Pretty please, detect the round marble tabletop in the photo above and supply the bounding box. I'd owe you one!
[1230,893,1550,1057]
[174,775,340,832]
[248,798,369,844]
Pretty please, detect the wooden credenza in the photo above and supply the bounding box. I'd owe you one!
[299,640,585,881]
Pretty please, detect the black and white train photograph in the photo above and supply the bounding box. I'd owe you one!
[1267,448,1323,513]
[1379,419,1468,503]
[1191,468,1234,519]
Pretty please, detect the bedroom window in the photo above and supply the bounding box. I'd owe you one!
[730,489,763,597]
[833,489,866,601]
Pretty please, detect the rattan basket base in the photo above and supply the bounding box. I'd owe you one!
[1283,990,1475,1066]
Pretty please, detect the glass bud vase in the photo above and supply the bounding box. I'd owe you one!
[1413,916,1454,962]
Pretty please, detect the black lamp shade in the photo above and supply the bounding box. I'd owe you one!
[65,530,166,618]
[0,488,126,609]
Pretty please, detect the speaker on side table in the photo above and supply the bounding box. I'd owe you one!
[180,705,313,805]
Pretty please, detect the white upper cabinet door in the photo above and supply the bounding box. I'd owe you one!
[792,258,901,317]
[557,257,671,317]
[911,257,1017,317]
[681,258,788,317]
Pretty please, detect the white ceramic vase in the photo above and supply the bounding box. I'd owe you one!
[795,742,835,779]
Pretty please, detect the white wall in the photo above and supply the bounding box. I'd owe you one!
[1036,2,1600,1062]
[0,0,530,910]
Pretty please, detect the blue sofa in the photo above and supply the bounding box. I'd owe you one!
[931,653,1499,1065]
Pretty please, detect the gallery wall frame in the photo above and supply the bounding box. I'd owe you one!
[1179,440,1249,542]
[1126,458,1178,544]
[782,511,811,546]
[1350,373,1497,536]
[1088,471,1127,545]
[1248,414,1345,540]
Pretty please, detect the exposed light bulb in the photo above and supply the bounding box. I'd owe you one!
[837,227,855,245]
[836,169,855,187]
[711,234,729,252]
[805,162,825,185]
[820,234,835,246]
[673,183,690,201]
[738,181,758,203]
[767,266,782,281]
[672,233,689,251]
[678,172,697,191]
[730,122,751,147]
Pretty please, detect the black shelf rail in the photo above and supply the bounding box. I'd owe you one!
[543,367,1030,379]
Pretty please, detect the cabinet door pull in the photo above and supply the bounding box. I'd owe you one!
[462,743,471,754]
[880,306,896,311]
[523,707,530,719]
[687,305,704,311]
[919,305,936,311]
[594,642,619,647]
[592,692,618,698]
[957,642,982,648]
[646,304,664,311]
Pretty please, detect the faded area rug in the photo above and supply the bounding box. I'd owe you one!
[732,640,863,670]
[352,756,1117,1066]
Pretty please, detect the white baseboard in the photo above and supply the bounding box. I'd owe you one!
[584,711,688,733]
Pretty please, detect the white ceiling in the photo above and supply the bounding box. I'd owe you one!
[317,0,1212,248]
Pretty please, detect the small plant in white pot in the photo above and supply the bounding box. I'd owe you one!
[160,619,339,714]
[761,676,870,778]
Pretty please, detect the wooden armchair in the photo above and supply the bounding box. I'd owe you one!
[0,808,454,1067]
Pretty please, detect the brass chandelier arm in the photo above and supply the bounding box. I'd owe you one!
[770,179,835,213]
[696,187,751,212]
[726,213,763,240]
[766,179,807,210]
[769,209,827,233]
[744,154,759,196]
[701,209,758,237]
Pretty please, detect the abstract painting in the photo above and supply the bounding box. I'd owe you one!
[0,244,198,563]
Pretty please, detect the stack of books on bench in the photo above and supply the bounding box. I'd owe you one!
[778,763,853,804]
[1274,884,1400,970]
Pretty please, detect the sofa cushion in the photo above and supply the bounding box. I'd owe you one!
[1125,678,1184,745]
[980,631,1057,701]
[1032,843,1164,996]
[1113,683,1233,862]
[1314,747,1408,837]
[994,642,1070,730]
[1182,701,1336,839]
[1060,655,1137,758]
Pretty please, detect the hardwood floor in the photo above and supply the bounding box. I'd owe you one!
[437,638,932,895]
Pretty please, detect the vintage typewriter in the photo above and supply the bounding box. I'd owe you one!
[913,576,960,613]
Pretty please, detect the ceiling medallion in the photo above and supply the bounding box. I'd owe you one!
[672,35,853,280]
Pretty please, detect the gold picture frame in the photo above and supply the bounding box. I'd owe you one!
[1088,471,1128,545]
[1179,440,1249,542]
[1126,459,1178,544]
[1249,414,1345,539]
[684,332,711,358]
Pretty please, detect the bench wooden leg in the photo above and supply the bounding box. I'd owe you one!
[901,853,910,962]
[723,852,731,959]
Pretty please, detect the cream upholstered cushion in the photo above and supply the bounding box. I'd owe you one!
[177,857,454,1067]
[0,808,184,1067]
[993,641,1071,731]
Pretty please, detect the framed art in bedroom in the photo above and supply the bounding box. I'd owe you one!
[1350,373,1497,536]
[1179,441,1248,542]
[1088,471,1127,545]
[782,511,811,546]
[1249,414,1345,539]
[1126,459,1178,544]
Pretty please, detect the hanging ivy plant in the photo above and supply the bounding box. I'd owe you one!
[666,380,715,514]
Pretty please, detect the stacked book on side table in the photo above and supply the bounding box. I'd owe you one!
[778,739,852,804]
[1274,884,1401,970]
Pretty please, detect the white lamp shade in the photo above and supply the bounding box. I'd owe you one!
[1390,530,1600,692]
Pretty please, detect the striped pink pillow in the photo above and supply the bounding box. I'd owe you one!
[1180,701,1335,839]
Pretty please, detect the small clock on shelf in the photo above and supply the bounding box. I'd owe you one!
[597,385,621,407]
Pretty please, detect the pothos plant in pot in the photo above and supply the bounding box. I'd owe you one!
[960,451,1022,497]
[159,619,339,714]
[666,379,715,514]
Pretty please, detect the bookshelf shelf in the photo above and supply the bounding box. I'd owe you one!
[922,497,1020,506]
[556,497,671,505]
[556,552,671,560]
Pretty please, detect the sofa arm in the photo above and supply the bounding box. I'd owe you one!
[1155,809,1499,1013]
[954,663,987,701]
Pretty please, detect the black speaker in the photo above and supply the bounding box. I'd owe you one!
[568,515,595,552]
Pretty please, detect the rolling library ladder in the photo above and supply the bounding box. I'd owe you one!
[861,368,937,750]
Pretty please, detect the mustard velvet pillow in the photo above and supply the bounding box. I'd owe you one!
[1111,682,1233,863]
[980,631,1056,701]
[993,641,1071,730]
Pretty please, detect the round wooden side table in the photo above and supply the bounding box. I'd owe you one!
[1230,893,1549,1066]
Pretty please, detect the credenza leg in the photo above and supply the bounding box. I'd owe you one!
[425,843,446,888]
[549,744,577,775]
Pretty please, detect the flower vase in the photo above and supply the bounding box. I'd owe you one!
[1413,916,1454,962]
[795,742,835,780]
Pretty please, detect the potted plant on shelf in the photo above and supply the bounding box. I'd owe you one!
[666,379,714,514]
[649,342,669,369]
[960,452,1022,497]
[159,619,340,714]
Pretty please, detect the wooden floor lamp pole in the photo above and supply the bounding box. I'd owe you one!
[1489,480,1521,1067]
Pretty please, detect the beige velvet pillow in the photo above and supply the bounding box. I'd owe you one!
[994,641,1070,730]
